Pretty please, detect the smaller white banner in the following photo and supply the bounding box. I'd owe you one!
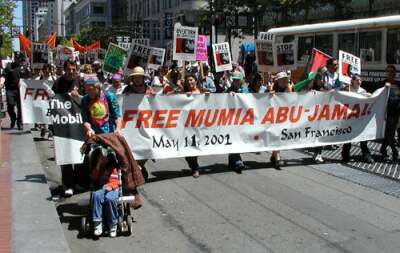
[20,79,51,124]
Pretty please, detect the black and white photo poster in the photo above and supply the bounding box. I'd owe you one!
[173,23,198,61]
[212,42,233,72]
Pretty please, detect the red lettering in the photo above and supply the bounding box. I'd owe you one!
[121,110,138,129]
[151,110,167,128]
[166,109,180,128]
[234,108,243,125]
[361,103,369,116]
[289,106,302,123]
[240,108,254,125]
[308,104,319,122]
[347,104,361,120]
[34,88,49,100]
[185,109,205,128]
[217,108,235,126]
[317,105,330,121]
[261,107,274,124]
[331,104,349,120]
[276,107,289,123]
[24,88,34,99]
[204,109,219,127]
[136,110,152,128]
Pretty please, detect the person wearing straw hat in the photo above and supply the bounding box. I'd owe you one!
[123,66,154,95]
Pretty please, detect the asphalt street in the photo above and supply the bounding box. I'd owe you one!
[33,131,400,253]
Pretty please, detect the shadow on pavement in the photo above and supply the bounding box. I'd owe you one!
[15,173,47,184]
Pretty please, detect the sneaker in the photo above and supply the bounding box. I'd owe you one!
[94,221,103,236]
[314,154,324,163]
[64,188,73,197]
[192,170,200,178]
[109,224,117,237]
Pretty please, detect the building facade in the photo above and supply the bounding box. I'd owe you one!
[23,0,50,41]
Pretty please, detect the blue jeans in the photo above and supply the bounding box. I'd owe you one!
[92,188,119,225]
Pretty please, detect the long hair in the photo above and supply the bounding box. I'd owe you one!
[183,74,199,92]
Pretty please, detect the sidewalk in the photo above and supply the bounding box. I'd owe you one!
[1,121,71,253]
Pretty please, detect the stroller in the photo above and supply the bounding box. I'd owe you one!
[80,142,135,237]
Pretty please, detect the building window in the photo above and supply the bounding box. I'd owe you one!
[297,36,314,62]
[359,31,381,63]
[315,34,333,57]
[339,33,357,56]
[93,6,104,14]
[387,29,400,64]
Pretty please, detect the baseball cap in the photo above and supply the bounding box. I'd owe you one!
[275,71,288,80]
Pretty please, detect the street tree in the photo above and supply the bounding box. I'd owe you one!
[0,0,17,57]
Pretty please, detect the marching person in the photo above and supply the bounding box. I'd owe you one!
[268,71,293,169]
[52,60,81,197]
[105,71,126,105]
[341,75,374,164]
[3,60,22,130]
[380,65,400,161]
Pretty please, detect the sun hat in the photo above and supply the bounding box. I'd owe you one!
[128,66,145,77]
[275,71,288,80]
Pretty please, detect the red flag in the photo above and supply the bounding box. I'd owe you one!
[308,48,331,73]
[46,32,57,49]
[86,40,101,50]
[71,39,86,53]
[18,33,32,57]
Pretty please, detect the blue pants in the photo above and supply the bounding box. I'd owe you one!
[92,188,119,226]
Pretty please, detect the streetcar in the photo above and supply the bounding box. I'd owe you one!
[267,15,400,91]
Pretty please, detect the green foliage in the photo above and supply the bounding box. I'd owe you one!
[0,0,17,57]
[74,27,110,49]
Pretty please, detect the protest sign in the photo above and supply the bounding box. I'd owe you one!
[339,50,361,84]
[255,40,274,72]
[20,79,51,124]
[166,41,173,66]
[173,23,198,61]
[103,43,128,73]
[117,88,388,160]
[212,42,233,72]
[148,47,166,70]
[196,35,208,61]
[32,43,51,69]
[133,38,150,46]
[55,45,75,67]
[273,42,297,71]
[124,42,152,73]
[85,49,98,64]
[258,32,274,42]
[49,94,85,165]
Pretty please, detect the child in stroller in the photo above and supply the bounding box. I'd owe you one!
[82,143,134,237]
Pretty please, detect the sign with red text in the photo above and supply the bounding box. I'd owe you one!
[20,79,51,124]
[196,35,208,61]
[339,50,361,84]
[212,42,232,72]
[173,23,198,61]
[119,88,388,160]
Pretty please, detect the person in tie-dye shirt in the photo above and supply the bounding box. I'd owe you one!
[81,75,121,138]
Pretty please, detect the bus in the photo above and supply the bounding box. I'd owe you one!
[267,15,400,91]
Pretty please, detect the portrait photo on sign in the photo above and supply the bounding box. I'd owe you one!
[215,52,231,66]
[257,51,273,65]
[149,55,163,65]
[176,38,195,54]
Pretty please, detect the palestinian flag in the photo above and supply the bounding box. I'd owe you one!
[46,32,57,49]
[294,48,331,91]
[18,33,32,57]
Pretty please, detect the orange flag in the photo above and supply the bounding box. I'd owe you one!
[46,32,57,49]
[71,39,86,53]
[18,33,32,57]
[86,40,101,50]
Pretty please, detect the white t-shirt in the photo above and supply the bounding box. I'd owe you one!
[323,71,342,90]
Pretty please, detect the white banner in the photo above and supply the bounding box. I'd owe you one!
[148,47,166,70]
[173,23,198,61]
[212,42,233,73]
[120,88,388,160]
[273,42,297,71]
[20,79,51,124]
[339,50,361,84]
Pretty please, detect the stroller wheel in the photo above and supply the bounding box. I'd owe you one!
[81,216,87,235]
[127,215,133,236]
